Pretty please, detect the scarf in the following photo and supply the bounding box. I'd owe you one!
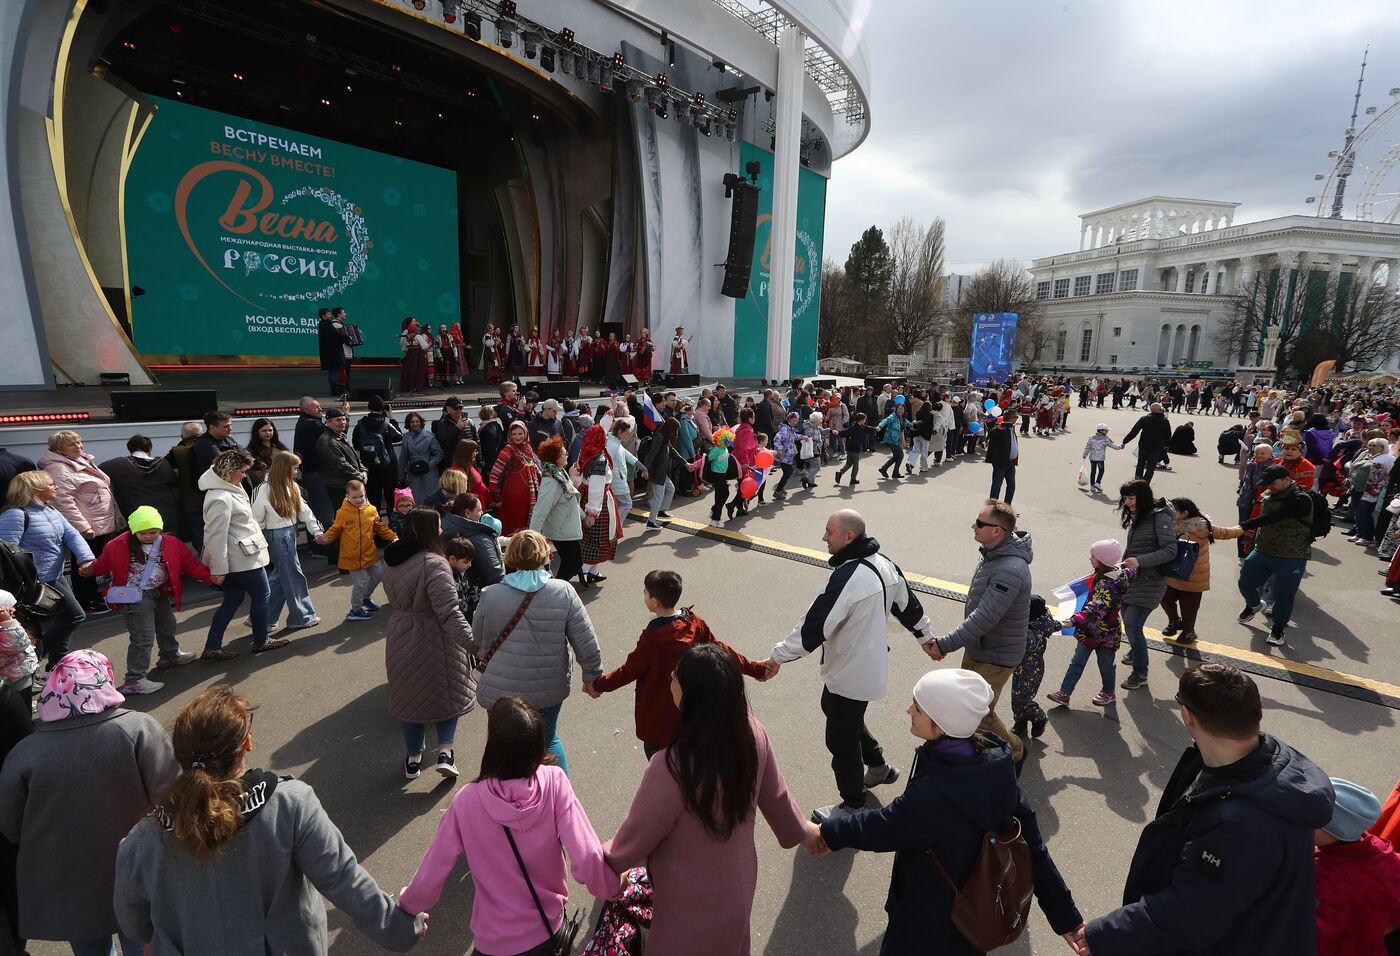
[578,424,612,472]
[37,649,124,722]
[541,460,578,497]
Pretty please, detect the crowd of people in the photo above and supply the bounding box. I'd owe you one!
[0,369,1398,956]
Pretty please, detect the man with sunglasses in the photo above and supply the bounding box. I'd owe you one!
[1081,663,1333,956]
[924,499,1032,769]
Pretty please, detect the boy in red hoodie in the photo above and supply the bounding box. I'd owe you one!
[589,569,773,757]
[1315,776,1400,956]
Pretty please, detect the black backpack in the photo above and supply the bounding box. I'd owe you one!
[355,420,391,469]
[0,538,39,606]
[1302,488,1332,540]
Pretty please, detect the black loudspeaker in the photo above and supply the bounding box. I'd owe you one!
[531,379,580,400]
[112,389,218,422]
[519,377,547,392]
[348,378,393,402]
[721,182,760,299]
[666,373,700,387]
[619,374,640,389]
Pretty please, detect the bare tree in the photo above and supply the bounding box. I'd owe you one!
[882,217,947,355]
[1285,283,1400,377]
[949,259,1044,361]
[817,259,859,359]
[1214,271,1313,383]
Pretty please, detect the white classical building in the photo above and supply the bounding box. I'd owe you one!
[1027,196,1400,374]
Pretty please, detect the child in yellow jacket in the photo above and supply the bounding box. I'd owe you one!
[315,479,396,621]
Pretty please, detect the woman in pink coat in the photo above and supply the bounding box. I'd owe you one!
[604,643,820,955]
[39,430,118,612]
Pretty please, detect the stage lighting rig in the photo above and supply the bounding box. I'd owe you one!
[499,0,517,16]
[745,160,761,185]
[627,81,643,103]
[496,18,516,49]
[644,86,660,110]
[559,48,574,73]
[539,47,555,72]
[560,28,575,46]
[441,0,460,24]
[612,52,625,71]
[463,12,481,40]
[656,73,668,90]
[723,172,742,198]
[523,32,539,58]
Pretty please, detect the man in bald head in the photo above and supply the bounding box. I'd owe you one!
[766,509,936,823]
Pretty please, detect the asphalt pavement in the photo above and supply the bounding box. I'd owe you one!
[27,401,1399,954]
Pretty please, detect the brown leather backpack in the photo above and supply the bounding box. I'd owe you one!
[927,817,1035,951]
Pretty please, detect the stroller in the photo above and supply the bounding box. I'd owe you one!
[1216,424,1245,464]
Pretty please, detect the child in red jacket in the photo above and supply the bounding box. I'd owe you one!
[1315,777,1400,956]
[589,569,772,758]
[79,505,215,695]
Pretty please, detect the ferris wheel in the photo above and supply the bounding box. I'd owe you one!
[1308,77,1400,223]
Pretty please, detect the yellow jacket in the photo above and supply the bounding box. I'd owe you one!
[322,500,396,571]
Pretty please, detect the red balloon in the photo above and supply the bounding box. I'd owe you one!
[740,477,759,499]
[755,449,775,469]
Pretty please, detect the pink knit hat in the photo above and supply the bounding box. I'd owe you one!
[1090,538,1124,568]
[393,488,416,506]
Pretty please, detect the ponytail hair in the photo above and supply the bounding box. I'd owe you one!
[162,686,257,861]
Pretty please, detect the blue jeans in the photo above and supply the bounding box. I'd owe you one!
[1239,551,1307,629]
[880,442,904,474]
[402,718,459,755]
[539,702,567,773]
[264,525,318,627]
[39,574,86,668]
[70,934,144,956]
[1122,604,1152,679]
[1088,460,1105,486]
[205,567,271,651]
[1060,642,1116,696]
[990,463,1017,503]
[1355,498,1380,541]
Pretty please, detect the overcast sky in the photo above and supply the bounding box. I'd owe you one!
[823,0,1400,274]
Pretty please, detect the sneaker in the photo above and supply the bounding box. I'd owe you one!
[119,677,165,695]
[1031,717,1048,738]
[863,764,899,788]
[657,511,673,519]
[285,617,322,631]
[201,649,239,662]
[361,598,381,611]
[1382,587,1399,597]
[1262,605,1273,619]
[1177,630,1198,645]
[404,755,422,780]
[1120,673,1148,690]
[155,651,198,670]
[435,750,460,779]
[1160,623,1181,637]
[1091,691,1117,707]
[709,519,723,528]
[253,638,291,653]
[1237,604,1261,623]
[345,608,376,621]
[1121,651,1135,666]
[1266,629,1286,647]
[810,802,863,824]
[1045,690,1071,706]
[645,520,662,530]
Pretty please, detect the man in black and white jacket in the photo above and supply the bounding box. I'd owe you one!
[766,508,935,823]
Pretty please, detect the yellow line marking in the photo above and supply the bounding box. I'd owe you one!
[631,508,1400,702]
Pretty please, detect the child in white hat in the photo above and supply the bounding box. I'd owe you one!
[1082,424,1123,494]
[0,588,38,706]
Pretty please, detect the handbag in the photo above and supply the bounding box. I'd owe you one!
[503,825,583,956]
[409,459,430,476]
[462,590,538,713]
[1164,538,1200,581]
[106,535,163,604]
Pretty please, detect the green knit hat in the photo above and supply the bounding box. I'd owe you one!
[128,506,164,534]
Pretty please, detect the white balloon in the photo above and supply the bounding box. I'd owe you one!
[989,406,1003,417]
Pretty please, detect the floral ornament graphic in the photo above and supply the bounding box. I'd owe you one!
[268,185,369,302]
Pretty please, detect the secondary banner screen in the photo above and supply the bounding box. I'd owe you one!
[124,97,460,358]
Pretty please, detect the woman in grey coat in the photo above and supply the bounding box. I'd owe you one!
[382,508,475,781]
[115,685,425,955]
[1116,478,1179,690]
[0,649,177,956]
[397,411,444,506]
[472,530,603,774]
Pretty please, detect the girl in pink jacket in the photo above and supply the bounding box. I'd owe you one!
[399,697,617,955]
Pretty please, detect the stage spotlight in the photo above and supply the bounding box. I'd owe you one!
[613,52,625,70]
[574,55,586,80]
[464,12,481,40]
[655,102,668,119]
[727,109,737,123]
[522,32,539,59]
[586,59,600,86]
[725,123,735,142]
[540,47,555,72]
[690,106,703,126]
[656,72,668,89]
[645,86,659,109]
[599,70,612,93]
[673,97,686,122]
[441,0,460,23]
[701,119,712,136]
[627,81,643,103]
[497,19,515,49]
[559,49,574,73]
[500,0,517,15]
[560,27,575,46]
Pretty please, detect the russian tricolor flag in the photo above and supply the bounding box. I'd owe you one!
[1051,573,1096,635]
[641,392,663,430]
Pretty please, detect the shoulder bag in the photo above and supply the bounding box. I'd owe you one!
[927,817,1035,952]
[13,512,65,620]
[503,826,583,956]
[463,590,537,712]
[106,534,164,604]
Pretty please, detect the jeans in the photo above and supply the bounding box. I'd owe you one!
[121,590,182,683]
[70,935,144,956]
[821,687,884,807]
[946,429,962,458]
[801,456,821,484]
[402,718,458,755]
[349,564,383,607]
[648,478,675,522]
[990,463,1017,503]
[1134,455,1158,483]
[264,525,318,627]
[1060,642,1116,696]
[879,442,904,474]
[959,654,1024,761]
[1089,460,1105,486]
[1239,552,1307,629]
[205,567,271,651]
[1355,498,1380,541]
[39,574,85,668]
[614,489,633,519]
[1122,604,1152,678]
[910,437,930,470]
[834,451,860,484]
[538,702,568,773]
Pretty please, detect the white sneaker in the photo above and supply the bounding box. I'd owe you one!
[709,518,723,528]
[119,677,165,695]
[811,802,863,824]
[285,616,322,631]
[863,764,900,787]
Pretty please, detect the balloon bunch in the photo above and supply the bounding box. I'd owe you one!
[740,447,777,499]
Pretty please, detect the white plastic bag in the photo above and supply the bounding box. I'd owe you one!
[1077,464,1089,487]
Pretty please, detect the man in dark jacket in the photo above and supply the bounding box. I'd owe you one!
[432,397,476,464]
[317,307,352,397]
[99,435,181,534]
[755,389,776,439]
[0,448,36,507]
[440,494,504,588]
[856,387,881,425]
[166,421,205,552]
[984,411,1020,503]
[353,396,402,512]
[1084,663,1334,956]
[1121,403,1174,481]
[316,407,365,510]
[293,396,333,554]
[478,406,505,475]
[192,411,240,485]
[528,399,569,448]
[715,384,739,427]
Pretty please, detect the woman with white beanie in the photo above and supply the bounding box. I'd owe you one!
[818,668,1084,955]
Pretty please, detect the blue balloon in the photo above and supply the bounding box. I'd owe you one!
[984,399,996,410]
[968,421,982,434]
[895,395,905,404]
